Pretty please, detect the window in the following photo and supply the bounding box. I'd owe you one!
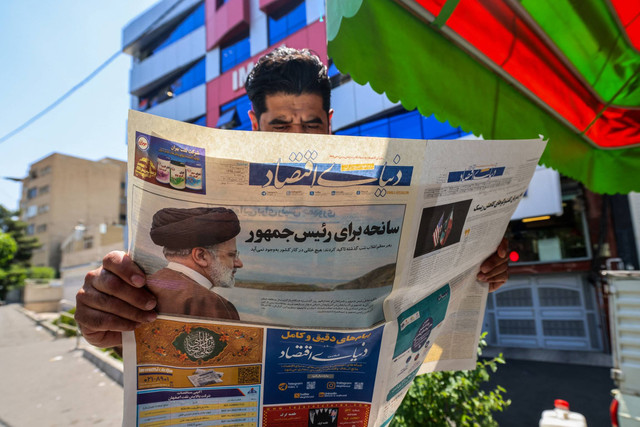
[39,185,49,195]
[36,224,47,234]
[328,59,351,88]
[336,110,470,140]
[138,58,205,110]
[138,3,205,60]
[83,236,94,250]
[268,1,306,45]
[495,288,533,307]
[218,95,253,130]
[26,224,35,235]
[505,178,590,264]
[40,165,51,175]
[498,319,536,335]
[220,34,250,73]
[189,115,207,127]
[38,204,49,214]
[25,205,38,218]
[26,187,37,199]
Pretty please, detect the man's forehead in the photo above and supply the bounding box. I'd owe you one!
[263,92,324,112]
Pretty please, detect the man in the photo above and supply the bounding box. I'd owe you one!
[145,207,241,319]
[75,47,509,348]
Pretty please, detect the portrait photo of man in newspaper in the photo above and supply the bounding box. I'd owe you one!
[145,207,242,320]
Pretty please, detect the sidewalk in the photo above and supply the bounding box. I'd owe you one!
[0,304,123,427]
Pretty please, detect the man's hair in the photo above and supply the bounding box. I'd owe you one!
[245,47,331,121]
[163,244,220,259]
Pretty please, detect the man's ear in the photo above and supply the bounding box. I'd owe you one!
[328,109,334,135]
[248,110,259,131]
[191,247,210,268]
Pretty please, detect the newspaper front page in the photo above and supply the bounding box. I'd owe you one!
[122,110,546,426]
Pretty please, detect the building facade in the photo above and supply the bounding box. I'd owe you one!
[19,153,126,271]
[122,0,639,357]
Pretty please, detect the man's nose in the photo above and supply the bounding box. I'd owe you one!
[234,257,243,268]
[290,123,311,133]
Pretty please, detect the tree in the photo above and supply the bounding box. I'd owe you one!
[0,232,17,268]
[0,205,43,300]
[0,205,40,266]
[390,333,510,427]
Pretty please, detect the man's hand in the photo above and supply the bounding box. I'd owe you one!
[477,238,509,292]
[75,251,157,347]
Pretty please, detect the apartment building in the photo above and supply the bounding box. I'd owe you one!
[19,153,126,271]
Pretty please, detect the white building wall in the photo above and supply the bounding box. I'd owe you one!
[331,80,399,131]
[146,84,206,122]
[250,0,268,56]
[206,47,221,82]
[306,0,325,24]
[129,26,206,95]
[123,0,203,52]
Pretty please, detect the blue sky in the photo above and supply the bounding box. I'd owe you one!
[0,1,158,210]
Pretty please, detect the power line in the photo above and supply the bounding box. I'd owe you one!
[0,51,121,145]
[0,0,188,145]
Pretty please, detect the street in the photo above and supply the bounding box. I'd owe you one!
[0,304,123,427]
[484,357,614,426]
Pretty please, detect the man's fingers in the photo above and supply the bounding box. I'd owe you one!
[76,283,157,325]
[87,267,156,312]
[489,280,507,293]
[102,251,147,288]
[497,237,508,258]
[80,324,125,348]
[481,260,508,281]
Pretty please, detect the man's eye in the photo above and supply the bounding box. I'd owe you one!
[272,125,288,130]
[304,124,320,129]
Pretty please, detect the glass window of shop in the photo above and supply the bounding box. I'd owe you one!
[268,1,306,46]
[189,115,207,127]
[327,59,351,89]
[506,177,591,264]
[218,95,253,130]
[138,3,205,61]
[220,34,250,73]
[335,109,471,140]
[138,58,205,110]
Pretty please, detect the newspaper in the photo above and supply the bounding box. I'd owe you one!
[122,110,546,426]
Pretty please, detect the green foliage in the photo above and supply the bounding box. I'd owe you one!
[52,307,78,337]
[0,232,17,268]
[0,205,40,266]
[27,266,56,280]
[0,205,42,300]
[0,265,28,296]
[390,333,510,427]
[101,347,123,362]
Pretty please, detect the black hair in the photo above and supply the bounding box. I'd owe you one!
[244,47,331,120]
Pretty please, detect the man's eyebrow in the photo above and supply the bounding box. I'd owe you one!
[267,118,293,125]
[302,117,324,124]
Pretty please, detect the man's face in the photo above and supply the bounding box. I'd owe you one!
[249,93,333,135]
[205,238,242,288]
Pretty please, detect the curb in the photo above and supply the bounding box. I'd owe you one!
[82,345,124,386]
[15,304,124,386]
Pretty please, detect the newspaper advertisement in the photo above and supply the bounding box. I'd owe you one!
[123,110,546,426]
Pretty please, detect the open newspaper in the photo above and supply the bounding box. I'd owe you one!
[122,110,546,426]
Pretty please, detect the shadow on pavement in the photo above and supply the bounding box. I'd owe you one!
[482,358,614,426]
